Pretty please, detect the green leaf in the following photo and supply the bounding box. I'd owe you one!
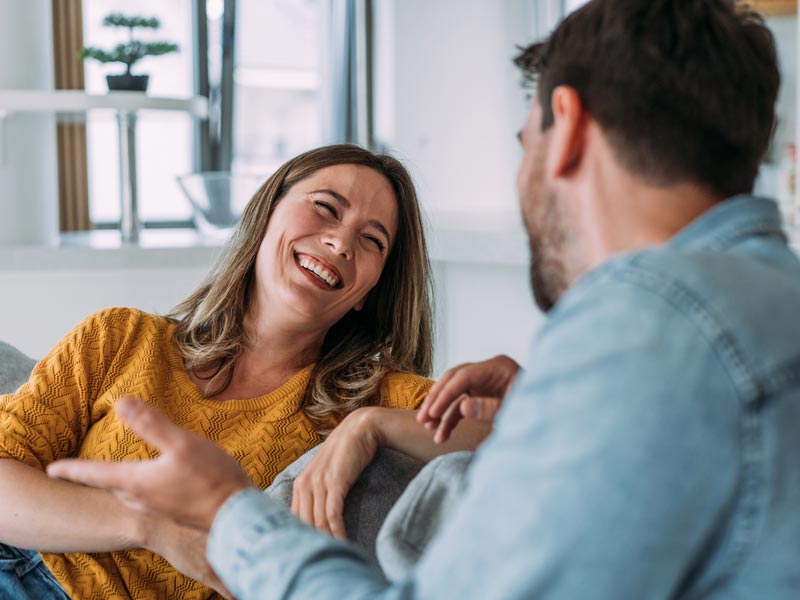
[102,13,161,29]
[80,12,178,68]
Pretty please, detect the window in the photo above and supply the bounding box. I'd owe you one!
[232,0,325,177]
[83,0,195,226]
[82,0,333,229]
[565,0,590,12]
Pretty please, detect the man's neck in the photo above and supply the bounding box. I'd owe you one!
[577,157,721,274]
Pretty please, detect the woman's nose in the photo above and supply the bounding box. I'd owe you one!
[323,230,353,260]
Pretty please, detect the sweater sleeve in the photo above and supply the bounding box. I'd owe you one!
[378,373,432,410]
[0,308,136,470]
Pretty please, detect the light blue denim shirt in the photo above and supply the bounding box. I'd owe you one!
[208,196,800,599]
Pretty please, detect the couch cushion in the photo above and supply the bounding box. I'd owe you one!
[376,450,473,580]
[0,341,36,394]
[266,446,424,564]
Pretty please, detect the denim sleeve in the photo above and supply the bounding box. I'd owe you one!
[208,274,742,600]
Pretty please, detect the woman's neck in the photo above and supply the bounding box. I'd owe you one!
[242,301,325,369]
[191,301,326,401]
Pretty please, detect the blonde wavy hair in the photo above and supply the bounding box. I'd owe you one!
[169,145,433,429]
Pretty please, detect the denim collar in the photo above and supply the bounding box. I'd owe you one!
[668,195,786,252]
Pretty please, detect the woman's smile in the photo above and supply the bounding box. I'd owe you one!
[294,252,343,290]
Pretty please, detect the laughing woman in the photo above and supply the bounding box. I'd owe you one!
[0,145,486,600]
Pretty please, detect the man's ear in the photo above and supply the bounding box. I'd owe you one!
[546,85,587,179]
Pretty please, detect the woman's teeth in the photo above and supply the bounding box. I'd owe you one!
[299,258,340,288]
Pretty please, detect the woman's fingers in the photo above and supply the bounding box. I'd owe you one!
[292,479,314,528]
[312,485,333,536]
[293,476,347,539]
[326,489,347,540]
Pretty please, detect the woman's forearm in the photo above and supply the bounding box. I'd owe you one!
[366,408,490,462]
[0,459,150,553]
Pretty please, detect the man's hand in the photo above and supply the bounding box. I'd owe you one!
[47,396,255,532]
[418,355,521,443]
[144,515,234,599]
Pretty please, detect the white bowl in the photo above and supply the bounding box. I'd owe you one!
[176,172,264,238]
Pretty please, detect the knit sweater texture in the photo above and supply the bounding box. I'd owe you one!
[0,307,432,599]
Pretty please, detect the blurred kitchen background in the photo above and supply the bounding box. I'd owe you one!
[0,0,796,374]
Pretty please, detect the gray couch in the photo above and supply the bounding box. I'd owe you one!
[0,341,36,395]
[0,341,471,579]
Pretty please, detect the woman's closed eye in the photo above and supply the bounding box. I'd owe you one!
[315,200,339,219]
[363,234,386,253]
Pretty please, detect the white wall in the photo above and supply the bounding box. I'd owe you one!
[0,0,59,245]
[376,0,532,229]
[433,261,541,375]
[0,264,209,359]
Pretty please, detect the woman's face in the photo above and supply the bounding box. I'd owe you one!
[252,163,399,332]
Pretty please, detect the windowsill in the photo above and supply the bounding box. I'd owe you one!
[2,222,796,273]
[0,230,222,272]
[0,224,532,272]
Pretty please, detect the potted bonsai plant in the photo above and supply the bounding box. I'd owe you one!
[80,13,179,92]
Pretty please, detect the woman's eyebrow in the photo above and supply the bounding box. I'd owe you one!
[313,189,391,243]
[313,189,351,209]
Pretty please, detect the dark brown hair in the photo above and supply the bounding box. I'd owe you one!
[170,144,433,429]
[515,0,780,198]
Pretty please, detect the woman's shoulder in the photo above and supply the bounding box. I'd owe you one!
[379,371,433,410]
[78,306,167,328]
[72,307,173,346]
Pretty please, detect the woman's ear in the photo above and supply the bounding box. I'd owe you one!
[353,287,375,312]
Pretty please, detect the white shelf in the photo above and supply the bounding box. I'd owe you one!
[0,90,210,244]
[0,90,208,118]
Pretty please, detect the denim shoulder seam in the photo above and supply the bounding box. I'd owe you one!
[610,262,768,585]
[612,260,759,400]
[689,217,785,252]
[761,355,800,396]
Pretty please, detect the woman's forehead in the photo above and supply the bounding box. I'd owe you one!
[298,163,391,191]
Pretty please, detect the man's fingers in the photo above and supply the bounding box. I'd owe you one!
[434,394,467,443]
[115,397,190,454]
[461,396,503,423]
[425,369,476,420]
[418,367,459,423]
[47,458,140,491]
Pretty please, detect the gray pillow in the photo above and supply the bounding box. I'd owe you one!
[266,446,425,564]
[0,341,36,394]
[376,450,473,580]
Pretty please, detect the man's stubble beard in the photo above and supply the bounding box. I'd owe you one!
[525,184,569,313]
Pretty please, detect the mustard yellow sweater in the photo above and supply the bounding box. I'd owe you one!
[0,308,432,600]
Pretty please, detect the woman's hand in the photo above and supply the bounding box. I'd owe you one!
[418,355,521,443]
[291,407,382,540]
[143,515,234,599]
